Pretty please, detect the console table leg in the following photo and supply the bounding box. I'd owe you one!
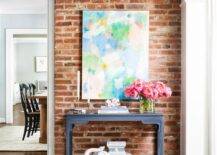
[157,123,164,155]
[66,122,74,155]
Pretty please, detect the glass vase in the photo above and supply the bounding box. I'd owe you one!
[139,99,155,113]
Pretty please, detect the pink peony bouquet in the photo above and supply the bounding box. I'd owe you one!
[124,79,172,101]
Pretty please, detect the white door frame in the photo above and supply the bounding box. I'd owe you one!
[4,0,54,154]
[208,0,217,155]
[181,1,217,155]
[47,0,55,154]
[6,28,47,124]
[181,1,208,155]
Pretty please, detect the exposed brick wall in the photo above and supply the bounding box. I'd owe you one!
[54,0,181,155]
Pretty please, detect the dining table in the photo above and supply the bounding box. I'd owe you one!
[30,91,47,144]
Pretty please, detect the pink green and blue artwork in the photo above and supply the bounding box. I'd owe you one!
[82,11,149,99]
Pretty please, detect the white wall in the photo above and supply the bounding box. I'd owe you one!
[13,40,47,104]
[14,41,47,83]
[0,0,47,14]
[181,1,208,155]
[0,14,46,120]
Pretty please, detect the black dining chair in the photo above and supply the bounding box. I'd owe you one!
[29,83,40,134]
[19,84,40,140]
[29,83,40,111]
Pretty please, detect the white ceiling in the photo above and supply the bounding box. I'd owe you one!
[0,0,47,14]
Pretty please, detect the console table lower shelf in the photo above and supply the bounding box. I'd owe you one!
[66,113,164,155]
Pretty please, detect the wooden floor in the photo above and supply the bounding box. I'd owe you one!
[0,152,47,155]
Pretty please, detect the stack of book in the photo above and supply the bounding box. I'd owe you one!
[98,106,129,114]
[71,109,86,114]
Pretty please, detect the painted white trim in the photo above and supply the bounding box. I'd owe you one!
[207,1,212,155]
[6,29,47,124]
[6,30,14,124]
[13,38,47,44]
[47,0,55,154]
[208,0,217,155]
[0,117,6,123]
[181,1,208,155]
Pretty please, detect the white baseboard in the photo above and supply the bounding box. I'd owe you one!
[0,117,6,123]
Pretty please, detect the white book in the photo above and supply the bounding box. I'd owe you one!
[98,106,129,114]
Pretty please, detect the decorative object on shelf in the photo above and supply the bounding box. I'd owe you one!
[124,79,172,113]
[106,98,120,107]
[98,98,129,114]
[82,11,149,99]
[139,98,155,113]
[107,141,130,155]
[35,56,47,72]
[85,146,108,155]
[84,141,131,155]
[71,109,86,114]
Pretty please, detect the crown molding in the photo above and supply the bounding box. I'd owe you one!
[13,37,47,44]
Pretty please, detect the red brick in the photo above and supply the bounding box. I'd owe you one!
[54,0,181,155]
[56,21,72,26]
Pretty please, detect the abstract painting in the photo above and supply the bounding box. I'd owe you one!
[82,11,149,99]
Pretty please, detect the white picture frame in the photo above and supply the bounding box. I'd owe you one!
[35,56,47,72]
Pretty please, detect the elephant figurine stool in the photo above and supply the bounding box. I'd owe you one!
[85,146,108,155]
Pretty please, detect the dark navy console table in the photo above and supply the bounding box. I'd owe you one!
[66,111,164,155]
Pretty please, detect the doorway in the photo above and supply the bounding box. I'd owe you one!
[6,29,47,124]
[0,29,48,152]
[0,0,54,154]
